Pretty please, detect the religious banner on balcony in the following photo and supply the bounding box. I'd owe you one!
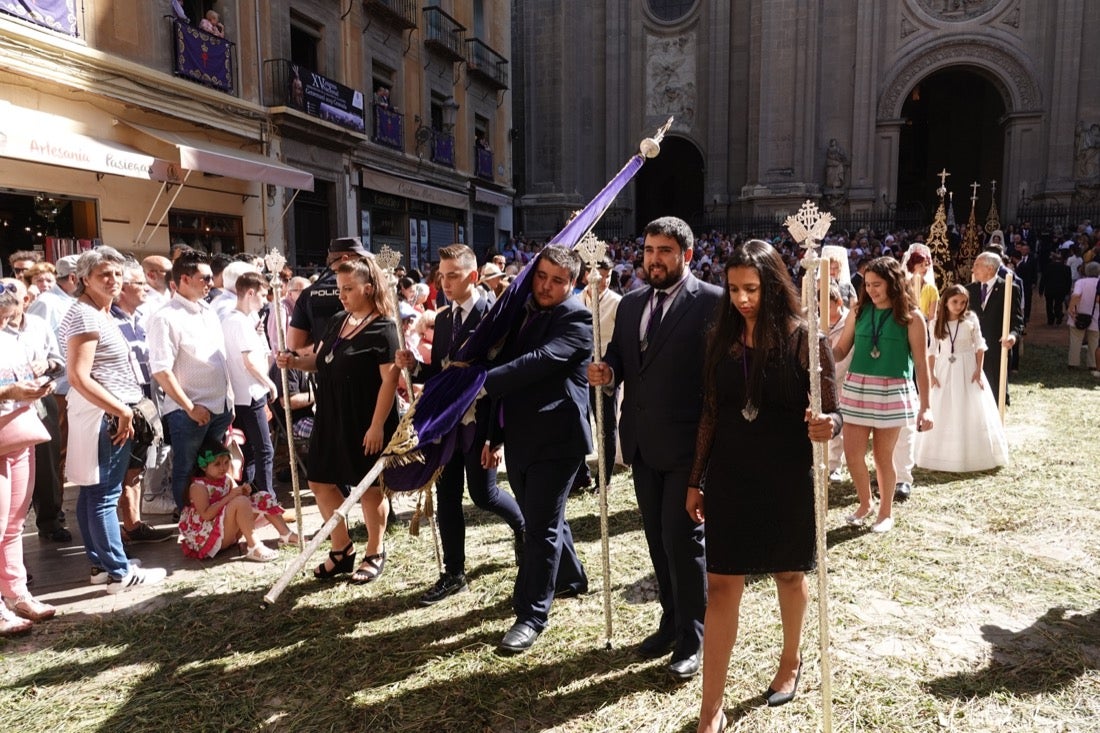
[287,64,365,133]
[173,19,234,92]
[432,134,455,167]
[373,105,403,149]
[0,0,76,36]
[476,148,493,179]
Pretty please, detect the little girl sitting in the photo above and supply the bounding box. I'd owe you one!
[178,439,298,561]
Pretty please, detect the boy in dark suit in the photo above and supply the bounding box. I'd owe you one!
[395,244,525,606]
[483,245,592,652]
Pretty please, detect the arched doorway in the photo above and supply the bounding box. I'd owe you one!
[897,68,1006,216]
[633,136,704,234]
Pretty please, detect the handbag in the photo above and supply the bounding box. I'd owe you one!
[1075,291,1099,330]
[130,397,163,449]
[0,404,52,456]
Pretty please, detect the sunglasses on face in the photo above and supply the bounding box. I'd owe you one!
[0,283,19,294]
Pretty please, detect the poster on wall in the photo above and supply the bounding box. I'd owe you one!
[458,225,465,245]
[288,63,365,133]
[361,210,371,249]
[419,218,429,269]
[408,219,419,271]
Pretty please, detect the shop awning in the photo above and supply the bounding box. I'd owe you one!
[119,121,314,191]
[0,102,179,182]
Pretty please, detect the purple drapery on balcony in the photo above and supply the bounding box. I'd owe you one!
[0,0,76,36]
[374,106,403,149]
[173,19,234,93]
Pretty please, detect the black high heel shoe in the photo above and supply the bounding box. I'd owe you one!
[314,542,355,580]
[764,661,802,707]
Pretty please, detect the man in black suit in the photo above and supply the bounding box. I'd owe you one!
[966,251,1024,403]
[1014,241,1037,326]
[483,245,592,652]
[588,216,723,680]
[395,244,525,606]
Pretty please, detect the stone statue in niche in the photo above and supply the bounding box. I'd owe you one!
[1075,121,1100,182]
[824,138,850,191]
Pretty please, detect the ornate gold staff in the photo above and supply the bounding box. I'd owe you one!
[263,248,305,553]
[575,231,614,649]
[375,245,443,575]
[784,200,835,733]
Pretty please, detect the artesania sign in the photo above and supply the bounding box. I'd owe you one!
[0,103,180,183]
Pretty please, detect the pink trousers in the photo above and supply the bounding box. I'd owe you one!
[0,447,36,600]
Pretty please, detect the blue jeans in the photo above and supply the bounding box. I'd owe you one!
[76,419,134,579]
[165,407,233,509]
[234,397,273,496]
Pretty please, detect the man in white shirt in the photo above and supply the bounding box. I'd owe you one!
[223,271,278,496]
[146,251,233,510]
[139,255,173,326]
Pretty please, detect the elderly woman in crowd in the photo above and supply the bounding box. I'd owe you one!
[62,247,167,593]
[1068,261,1100,373]
[0,288,56,635]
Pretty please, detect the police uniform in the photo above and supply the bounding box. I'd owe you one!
[289,268,341,347]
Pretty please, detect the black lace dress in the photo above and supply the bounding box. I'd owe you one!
[689,327,840,575]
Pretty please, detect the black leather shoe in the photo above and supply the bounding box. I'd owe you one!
[500,622,540,653]
[667,653,700,680]
[764,662,802,707]
[553,583,588,599]
[38,527,72,542]
[894,482,912,503]
[637,630,676,659]
[418,572,468,606]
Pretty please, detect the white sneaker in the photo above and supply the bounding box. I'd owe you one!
[105,566,167,594]
[90,558,142,585]
[871,516,895,533]
[0,603,32,636]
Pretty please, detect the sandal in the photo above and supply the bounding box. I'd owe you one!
[349,551,386,584]
[244,544,279,563]
[314,542,355,580]
[5,594,56,622]
[278,532,300,546]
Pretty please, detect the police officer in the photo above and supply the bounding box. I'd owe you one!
[287,237,371,350]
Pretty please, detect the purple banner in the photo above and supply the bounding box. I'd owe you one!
[173,19,234,93]
[476,148,493,179]
[373,105,403,149]
[287,63,365,133]
[0,0,76,36]
[431,134,455,167]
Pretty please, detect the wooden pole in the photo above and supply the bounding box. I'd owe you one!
[998,271,1014,423]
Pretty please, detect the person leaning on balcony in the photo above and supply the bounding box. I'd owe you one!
[200,10,225,38]
[374,86,396,112]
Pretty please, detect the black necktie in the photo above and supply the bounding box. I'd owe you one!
[981,283,989,305]
[643,291,669,352]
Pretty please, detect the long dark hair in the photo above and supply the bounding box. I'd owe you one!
[933,284,970,341]
[854,256,913,326]
[703,239,802,403]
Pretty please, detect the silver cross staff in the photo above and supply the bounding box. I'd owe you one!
[575,231,615,649]
[783,200,835,733]
[376,245,443,574]
[263,247,306,553]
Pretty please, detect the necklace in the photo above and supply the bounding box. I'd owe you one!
[740,343,758,422]
[869,308,891,359]
[946,319,960,363]
[325,312,375,364]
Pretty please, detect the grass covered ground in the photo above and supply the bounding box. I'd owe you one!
[2,343,1098,732]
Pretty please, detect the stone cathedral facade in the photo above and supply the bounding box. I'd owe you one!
[512,0,1100,238]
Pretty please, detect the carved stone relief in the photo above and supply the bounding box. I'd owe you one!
[916,1,1003,21]
[646,33,696,128]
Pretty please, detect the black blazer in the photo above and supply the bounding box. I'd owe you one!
[602,274,724,472]
[483,295,593,471]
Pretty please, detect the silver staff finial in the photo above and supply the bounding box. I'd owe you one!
[784,200,834,259]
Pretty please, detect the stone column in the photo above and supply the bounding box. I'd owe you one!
[1001,112,1044,223]
[1043,0,1085,198]
[873,119,905,214]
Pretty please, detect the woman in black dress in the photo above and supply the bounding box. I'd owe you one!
[277,258,399,583]
[686,240,840,731]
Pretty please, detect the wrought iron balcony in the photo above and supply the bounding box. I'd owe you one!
[263,59,366,134]
[362,0,417,30]
[423,6,466,63]
[170,17,237,94]
[475,147,493,179]
[465,39,508,90]
[373,104,405,150]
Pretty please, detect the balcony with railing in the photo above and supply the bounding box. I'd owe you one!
[423,6,466,63]
[465,39,508,90]
[475,147,493,180]
[362,0,417,30]
[373,104,405,150]
[431,132,456,168]
[170,17,237,94]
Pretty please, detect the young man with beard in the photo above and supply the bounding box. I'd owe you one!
[588,216,723,680]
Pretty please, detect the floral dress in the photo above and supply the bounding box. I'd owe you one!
[178,476,286,559]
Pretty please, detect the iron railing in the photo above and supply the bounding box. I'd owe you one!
[362,0,417,29]
[423,6,465,62]
[465,38,508,90]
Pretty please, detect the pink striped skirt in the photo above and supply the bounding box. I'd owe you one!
[839,372,917,428]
